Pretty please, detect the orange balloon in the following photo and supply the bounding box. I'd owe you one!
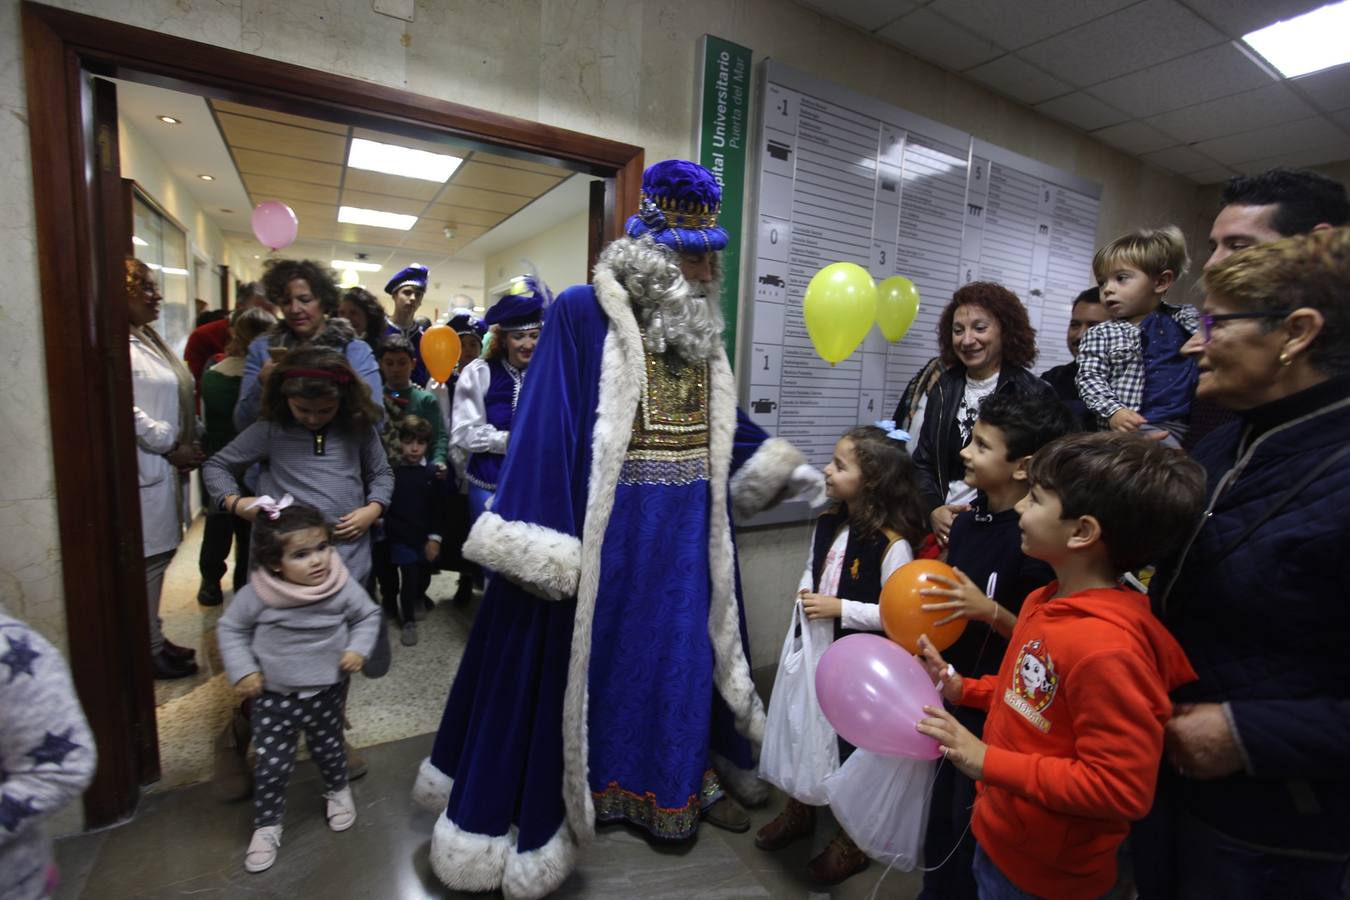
[420,325,462,384]
[880,559,968,654]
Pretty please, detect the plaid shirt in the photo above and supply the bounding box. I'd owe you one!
[1075,301,1199,427]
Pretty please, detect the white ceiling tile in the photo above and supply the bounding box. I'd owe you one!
[1194,116,1350,165]
[1018,0,1225,87]
[1087,43,1275,118]
[1033,91,1131,130]
[1142,83,1317,143]
[1184,166,1241,185]
[1235,142,1350,174]
[876,7,1006,70]
[1288,64,1350,112]
[795,0,919,32]
[964,54,1072,104]
[1090,120,1180,154]
[926,0,1136,49]
[1142,144,1224,174]
[1172,0,1331,39]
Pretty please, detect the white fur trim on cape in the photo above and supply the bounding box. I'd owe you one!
[557,267,644,845]
[712,750,770,806]
[730,437,807,521]
[706,351,769,746]
[427,779,579,897]
[462,511,581,601]
[429,809,512,892]
[502,825,580,900]
[412,756,452,812]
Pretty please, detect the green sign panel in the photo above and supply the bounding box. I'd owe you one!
[695,34,752,362]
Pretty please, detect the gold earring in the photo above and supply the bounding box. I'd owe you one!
[1278,351,1293,367]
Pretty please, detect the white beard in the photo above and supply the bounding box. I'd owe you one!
[598,236,725,363]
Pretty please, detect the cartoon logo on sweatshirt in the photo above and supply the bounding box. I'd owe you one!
[1004,638,1058,732]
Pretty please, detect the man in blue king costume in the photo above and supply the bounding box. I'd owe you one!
[412,160,824,898]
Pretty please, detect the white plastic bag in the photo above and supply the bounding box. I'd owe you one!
[758,600,838,805]
[823,748,935,868]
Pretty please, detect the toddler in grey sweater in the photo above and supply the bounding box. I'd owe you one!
[216,500,380,874]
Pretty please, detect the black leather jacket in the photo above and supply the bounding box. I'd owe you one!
[903,365,1058,514]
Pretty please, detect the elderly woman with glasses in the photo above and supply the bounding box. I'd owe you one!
[1137,226,1350,899]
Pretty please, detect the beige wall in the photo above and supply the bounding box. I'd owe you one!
[2,0,1237,670]
[483,210,590,304]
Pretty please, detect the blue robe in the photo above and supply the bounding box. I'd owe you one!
[414,262,807,899]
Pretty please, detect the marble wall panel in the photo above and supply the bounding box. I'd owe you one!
[405,0,543,122]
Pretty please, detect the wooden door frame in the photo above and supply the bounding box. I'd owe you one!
[20,0,642,828]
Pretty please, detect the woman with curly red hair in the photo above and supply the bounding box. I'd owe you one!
[908,282,1059,544]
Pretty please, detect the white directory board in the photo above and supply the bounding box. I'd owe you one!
[743,61,1101,467]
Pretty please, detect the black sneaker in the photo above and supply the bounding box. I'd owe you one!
[197,582,224,607]
[152,650,199,679]
[161,639,196,660]
[452,577,474,606]
[362,612,392,678]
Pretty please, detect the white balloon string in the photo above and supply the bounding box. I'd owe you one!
[910,594,997,877]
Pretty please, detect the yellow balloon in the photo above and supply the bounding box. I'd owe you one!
[803,263,877,364]
[876,276,921,342]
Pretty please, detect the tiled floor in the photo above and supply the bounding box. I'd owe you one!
[55,733,923,899]
[59,516,925,898]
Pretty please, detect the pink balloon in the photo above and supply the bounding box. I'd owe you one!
[251,201,299,251]
[815,633,943,759]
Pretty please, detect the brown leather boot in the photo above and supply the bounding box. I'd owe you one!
[754,797,816,851]
[806,827,868,885]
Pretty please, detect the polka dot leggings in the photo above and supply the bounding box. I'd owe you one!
[251,682,348,828]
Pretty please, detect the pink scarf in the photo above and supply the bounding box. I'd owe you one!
[250,553,350,608]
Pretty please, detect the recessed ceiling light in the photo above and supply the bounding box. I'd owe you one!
[332,259,382,272]
[132,235,149,247]
[157,115,180,125]
[338,205,417,231]
[1242,0,1350,78]
[198,174,215,181]
[347,137,462,183]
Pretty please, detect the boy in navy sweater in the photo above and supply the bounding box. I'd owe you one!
[915,385,1075,900]
[383,415,442,646]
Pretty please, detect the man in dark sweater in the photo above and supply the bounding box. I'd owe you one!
[1041,286,1108,429]
[914,386,1073,900]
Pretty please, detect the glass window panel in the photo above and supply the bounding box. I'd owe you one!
[131,188,191,353]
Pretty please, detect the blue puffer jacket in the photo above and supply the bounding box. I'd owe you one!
[1151,377,1350,853]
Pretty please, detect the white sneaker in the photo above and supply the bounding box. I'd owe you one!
[245,825,282,873]
[325,786,356,831]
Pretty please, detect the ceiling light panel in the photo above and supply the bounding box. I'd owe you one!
[338,206,418,231]
[1243,1,1350,78]
[332,259,383,272]
[347,137,463,183]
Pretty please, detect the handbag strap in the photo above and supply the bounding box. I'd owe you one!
[1213,441,1350,563]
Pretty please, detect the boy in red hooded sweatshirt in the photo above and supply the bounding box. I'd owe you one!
[917,432,1205,899]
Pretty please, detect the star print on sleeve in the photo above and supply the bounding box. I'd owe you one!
[0,633,41,683]
[0,792,42,833]
[27,729,80,767]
